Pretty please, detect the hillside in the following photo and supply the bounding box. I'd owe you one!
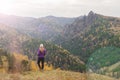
[54,11,120,62]
[0,12,120,79]
[0,17,85,72]
[0,70,118,80]
[1,11,120,62]
[0,49,86,79]
[22,39,85,72]
[87,47,120,69]
[87,73,118,80]
[87,46,120,79]
[0,24,29,53]
[1,12,120,61]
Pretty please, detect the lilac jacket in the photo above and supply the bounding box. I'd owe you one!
[37,49,46,58]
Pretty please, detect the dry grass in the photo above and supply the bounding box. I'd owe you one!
[21,70,87,80]
[0,70,86,80]
[87,73,119,80]
[0,70,118,80]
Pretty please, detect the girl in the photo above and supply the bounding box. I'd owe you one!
[37,44,46,70]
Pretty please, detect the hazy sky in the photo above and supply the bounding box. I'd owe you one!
[0,0,120,18]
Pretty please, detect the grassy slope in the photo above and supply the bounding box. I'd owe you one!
[0,70,86,80]
[87,47,120,69]
[0,70,118,80]
[87,73,117,80]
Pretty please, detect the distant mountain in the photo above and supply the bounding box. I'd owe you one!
[0,13,36,29]
[63,11,97,39]
[40,15,76,26]
[54,11,120,62]
[0,13,75,41]
[0,23,29,53]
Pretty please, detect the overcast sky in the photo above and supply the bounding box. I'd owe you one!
[0,0,120,18]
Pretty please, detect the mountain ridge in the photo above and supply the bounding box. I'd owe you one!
[0,11,120,75]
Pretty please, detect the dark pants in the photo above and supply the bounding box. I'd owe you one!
[37,57,44,70]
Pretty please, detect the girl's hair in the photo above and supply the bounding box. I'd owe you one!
[39,44,44,53]
[40,44,44,48]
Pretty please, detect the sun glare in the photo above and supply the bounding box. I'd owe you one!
[0,1,12,14]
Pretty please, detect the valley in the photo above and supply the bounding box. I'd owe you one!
[0,11,120,80]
